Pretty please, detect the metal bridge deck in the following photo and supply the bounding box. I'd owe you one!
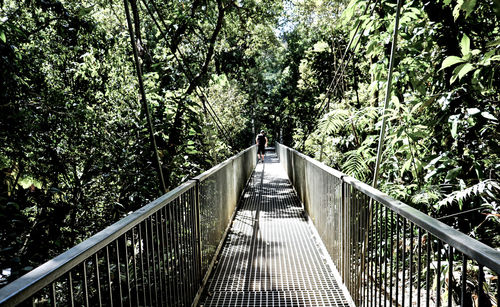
[199,151,352,307]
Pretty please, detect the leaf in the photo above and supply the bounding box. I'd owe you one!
[312,41,329,52]
[450,63,465,84]
[440,56,465,70]
[457,63,474,80]
[451,117,459,139]
[486,38,500,48]
[466,108,480,115]
[78,6,94,17]
[489,55,500,62]
[462,0,477,18]
[445,167,462,181]
[481,112,498,121]
[453,0,477,19]
[460,34,470,56]
[0,30,5,43]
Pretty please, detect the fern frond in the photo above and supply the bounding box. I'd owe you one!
[319,109,350,134]
[411,186,443,205]
[342,149,370,181]
[438,179,500,209]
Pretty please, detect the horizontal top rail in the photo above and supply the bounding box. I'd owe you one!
[0,180,195,305]
[0,145,257,305]
[277,143,500,274]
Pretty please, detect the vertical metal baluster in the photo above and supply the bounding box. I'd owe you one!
[347,189,351,291]
[379,203,383,306]
[371,200,376,307]
[389,210,394,307]
[478,265,484,307]
[361,194,366,305]
[123,234,131,307]
[194,182,202,289]
[116,240,123,307]
[51,282,56,307]
[155,211,164,306]
[436,240,441,307]
[131,228,139,307]
[409,223,414,307]
[168,202,178,305]
[180,195,189,305]
[163,206,173,304]
[339,184,347,280]
[192,187,200,290]
[188,188,197,299]
[350,190,354,300]
[353,190,357,305]
[344,184,348,283]
[183,192,192,301]
[183,195,191,306]
[149,216,158,306]
[496,274,499,307]
[182,193,191,303]
[68,271,75,307]
[374,201,378,307]
[106,246,113,307]
[139,224,147,306]
[360,193,365,305]
[396,215,400,305]
[448,247,453,307]
[425,234,431,307]
[402,219,406,307]
[363,194,368,307]
[369,198,373,307]
[95,253,102,307]
[174,199,182,305]
[159,208,167,305]
[144,219,152,305]
[173,201,180,306]
[178,196,187,305]
[384,206,388,307]
[417,228,422,307]
[461,255,466,307]
[83,261,89,307]
[339,181,344,278]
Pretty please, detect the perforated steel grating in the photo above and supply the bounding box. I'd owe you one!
[199,152,352,306]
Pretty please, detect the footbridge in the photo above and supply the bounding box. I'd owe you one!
[1,144,499,306]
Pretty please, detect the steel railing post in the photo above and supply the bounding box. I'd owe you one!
[193,178,202,286]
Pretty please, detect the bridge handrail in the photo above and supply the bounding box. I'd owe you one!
[276,142,500,306]
[276,142,500,273]
[0,145,257,306]
[342,175,500,274]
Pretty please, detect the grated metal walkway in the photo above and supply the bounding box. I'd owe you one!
[199,151,352,307]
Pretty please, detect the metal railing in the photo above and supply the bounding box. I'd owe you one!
[0,146,256,307]
[276,143,500,307]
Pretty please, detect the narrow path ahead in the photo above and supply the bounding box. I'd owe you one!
[200,151,352,306]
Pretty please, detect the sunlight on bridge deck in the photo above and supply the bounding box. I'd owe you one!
[199,151,353,307]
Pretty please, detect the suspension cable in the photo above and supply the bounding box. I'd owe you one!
[315,0,379,120]
[123,0,167,193]
[371,0,402,189]
[355,0,403,303]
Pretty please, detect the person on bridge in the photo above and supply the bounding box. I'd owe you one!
[256,130,268,163]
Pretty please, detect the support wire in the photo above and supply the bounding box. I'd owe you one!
[356,0,403,304]
[124,0,167,193]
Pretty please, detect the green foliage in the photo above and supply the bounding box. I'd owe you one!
[0,0,284,287]
[279,0,499,247]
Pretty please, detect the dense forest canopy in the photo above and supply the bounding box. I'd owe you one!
[0,0,499,288]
